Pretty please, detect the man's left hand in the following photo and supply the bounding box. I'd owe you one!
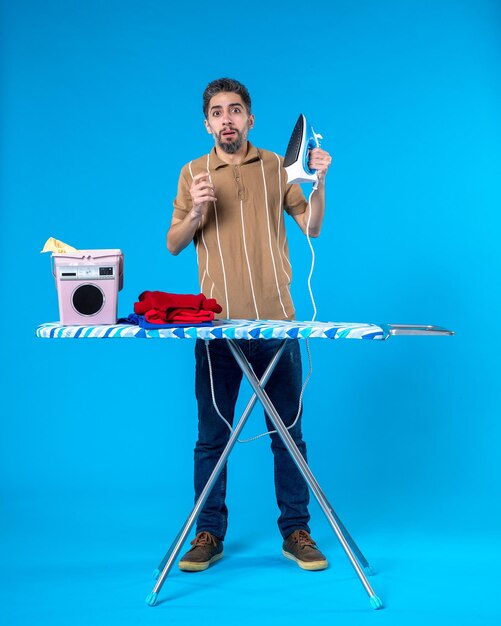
[308,148,332,184]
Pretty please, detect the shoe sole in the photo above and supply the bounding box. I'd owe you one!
[282,549,328,571]
[178,550,224,572]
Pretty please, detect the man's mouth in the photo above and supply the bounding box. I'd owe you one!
[221,129,237,138]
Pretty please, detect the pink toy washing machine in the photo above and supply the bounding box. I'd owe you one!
[52,249,124,325]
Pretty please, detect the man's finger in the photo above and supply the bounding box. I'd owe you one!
[309,155,332,167]
[192,172,210,182]
[195,195,217,204]
[193,189,216,200]
[193,189,216,199]
[194,182,215,191]
[310,148,330,157]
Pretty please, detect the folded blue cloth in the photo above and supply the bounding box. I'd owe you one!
[118,313,213,329]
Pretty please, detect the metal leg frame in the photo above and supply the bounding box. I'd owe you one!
[145,341,288,606]
[146,339,382,610]
[227,340,383,610]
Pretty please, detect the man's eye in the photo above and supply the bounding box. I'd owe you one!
[232,108,241,113]
[213,111,221,117]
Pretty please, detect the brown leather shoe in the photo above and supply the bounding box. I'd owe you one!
[178,531,224,572]
[282,530,328,571]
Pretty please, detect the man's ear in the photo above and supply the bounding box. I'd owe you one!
[204,119,212,135]
[248,114,255,130]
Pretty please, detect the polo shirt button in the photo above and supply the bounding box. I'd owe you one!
[236,177,240,181]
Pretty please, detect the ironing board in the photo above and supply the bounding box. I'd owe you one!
[36,319,453,610]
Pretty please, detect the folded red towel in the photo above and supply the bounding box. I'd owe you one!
[146,309,215,324]
[134,291,222,324]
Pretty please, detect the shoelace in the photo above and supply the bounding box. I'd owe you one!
[191,531,217,548]
[293,530,316,547]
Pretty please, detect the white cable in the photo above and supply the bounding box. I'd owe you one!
[205,339,234,433]
[236,338,313,442]
[205,338,313,443]
[305,183,318,322]
[205,156,319,444]
[239,178,320,438]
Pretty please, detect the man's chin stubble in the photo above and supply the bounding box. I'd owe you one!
[218,137,243,154]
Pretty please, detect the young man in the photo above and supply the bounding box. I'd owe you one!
[167,78,332,572]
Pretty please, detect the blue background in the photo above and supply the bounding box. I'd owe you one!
[1,0,500,624]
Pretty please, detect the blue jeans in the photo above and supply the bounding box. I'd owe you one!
[194,338,311,540]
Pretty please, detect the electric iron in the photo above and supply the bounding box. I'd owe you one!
[284,114,323,184]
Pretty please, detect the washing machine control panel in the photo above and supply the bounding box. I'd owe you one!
[58,265,116,280]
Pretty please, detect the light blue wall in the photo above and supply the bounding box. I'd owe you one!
[1,0,500,602]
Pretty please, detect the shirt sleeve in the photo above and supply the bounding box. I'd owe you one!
[172,164,193,221]
[284,182,308,216]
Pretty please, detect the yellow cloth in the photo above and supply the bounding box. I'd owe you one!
[40,237,78,254]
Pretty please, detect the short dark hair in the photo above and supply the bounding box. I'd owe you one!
[203,78,252,118]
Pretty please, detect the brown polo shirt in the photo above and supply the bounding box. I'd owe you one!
[172,142,307,320]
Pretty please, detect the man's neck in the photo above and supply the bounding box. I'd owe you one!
[214,141,249,165]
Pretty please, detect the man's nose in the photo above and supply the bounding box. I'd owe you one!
[222,111,233,125]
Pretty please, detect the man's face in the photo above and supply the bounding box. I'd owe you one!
[205,92,254,154]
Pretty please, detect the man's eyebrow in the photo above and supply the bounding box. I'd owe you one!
[209,103,244,112]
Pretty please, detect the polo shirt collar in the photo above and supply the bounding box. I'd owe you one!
[210,142,261,170]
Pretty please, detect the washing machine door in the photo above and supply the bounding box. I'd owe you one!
[72,283,105,316]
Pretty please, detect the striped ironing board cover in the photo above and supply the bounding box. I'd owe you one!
[35,320,387,340]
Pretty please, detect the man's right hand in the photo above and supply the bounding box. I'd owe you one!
[167,171,216,255]
[190,172,216,219]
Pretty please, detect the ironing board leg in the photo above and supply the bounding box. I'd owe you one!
[318,495,374,575]
[224,342,372,573]
[146,341,288,607]
[227,340,383,610]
